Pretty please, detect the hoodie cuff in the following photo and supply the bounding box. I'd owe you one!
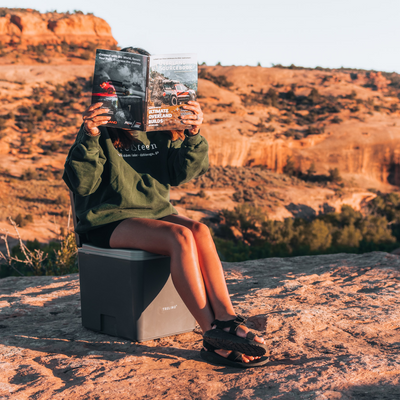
[184,130,202,145]
[79,126,101,149]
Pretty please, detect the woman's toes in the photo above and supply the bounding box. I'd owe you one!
[254,335,265,344]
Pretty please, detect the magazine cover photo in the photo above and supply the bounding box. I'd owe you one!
[91,49,147,130]
[148,53,197,131]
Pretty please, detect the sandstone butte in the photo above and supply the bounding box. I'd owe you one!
[0,252,400,399]
[0,8,116,47]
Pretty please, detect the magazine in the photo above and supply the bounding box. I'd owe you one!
[91,49,198,132]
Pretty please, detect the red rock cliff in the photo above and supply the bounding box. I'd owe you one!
[0,8,117,46]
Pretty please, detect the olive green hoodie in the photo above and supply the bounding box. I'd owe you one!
[63,126,208,234]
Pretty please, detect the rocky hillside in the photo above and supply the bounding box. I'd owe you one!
[0,8,399,245]
[198,66,400,187]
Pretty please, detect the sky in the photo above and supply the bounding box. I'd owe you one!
[6,0,400,73]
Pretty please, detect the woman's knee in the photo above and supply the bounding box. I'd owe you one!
[189,221,211,239]
[168,225,195,250]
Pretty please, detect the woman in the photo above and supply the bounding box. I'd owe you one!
[63,47,268,368]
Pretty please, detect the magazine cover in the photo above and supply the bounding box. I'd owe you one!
[91,49,148,130]
[91,50,197,131]
[147,53,197,131]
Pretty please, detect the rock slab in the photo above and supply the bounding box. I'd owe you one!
[0,252,400,399]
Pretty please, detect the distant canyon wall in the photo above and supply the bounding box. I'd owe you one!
[201,127,400,186]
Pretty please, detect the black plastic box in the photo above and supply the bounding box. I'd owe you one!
[78,244,196,342]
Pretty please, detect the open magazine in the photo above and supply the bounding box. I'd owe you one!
[91,49,197,132]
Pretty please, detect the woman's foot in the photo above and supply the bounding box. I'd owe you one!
[212,348,259,363]
[202,316,266,362]
[201,339,270,368]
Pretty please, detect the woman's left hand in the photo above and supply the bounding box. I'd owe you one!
[180,101,204,136]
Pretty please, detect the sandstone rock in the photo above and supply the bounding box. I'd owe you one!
[0,252,399,399]
[0,9,116,47]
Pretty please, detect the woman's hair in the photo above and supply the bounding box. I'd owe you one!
[120,47,151,56]
[108,46,186,147]
[108,127,140,149]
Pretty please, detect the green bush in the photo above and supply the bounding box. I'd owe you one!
[211,202,399,262]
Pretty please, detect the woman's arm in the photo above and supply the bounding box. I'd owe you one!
[167,133,209,186]
[63,125,107,196]
[63,103,111,196]
[167,102,209,186]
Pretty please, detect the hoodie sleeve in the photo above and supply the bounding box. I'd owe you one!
[62,125,107,196]
[167,132,209,186]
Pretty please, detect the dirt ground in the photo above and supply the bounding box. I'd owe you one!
[0,251,399,399]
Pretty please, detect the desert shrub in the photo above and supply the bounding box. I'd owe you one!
[50,232,78,276]
[331,116,343,124]
[81,50,92,60]
[304,219,332,251]
[306,126,325,136]
[14,214,33,228]
[0,117,6,132]
[307,162,317,176]
[60,41,69,54]
[198,69,233,88]
[21,168,39,180]
[328,168,342,183]
[85,42,98,51]
[263,88,279,107]
[56,193,70,206]
[283,156,296,176]
[1,231,77,278]
[211,202,399,261]
[198,189,208,199]
[335,224,363,248]
[49,141,60,152]
[232,189,256,203]
[69,42,79,52]
[308,88,320,104]
[28,44,45,55]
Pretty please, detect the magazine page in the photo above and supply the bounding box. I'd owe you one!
[148,53,197,132]
[91,49,148,130]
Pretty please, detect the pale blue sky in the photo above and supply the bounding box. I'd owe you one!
[6,0,400,72]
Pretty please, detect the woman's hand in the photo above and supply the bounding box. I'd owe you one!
[82,102,111,136]
[179,101,204,136]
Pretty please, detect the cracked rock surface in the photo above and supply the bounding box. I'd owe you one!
[1,252,400,399]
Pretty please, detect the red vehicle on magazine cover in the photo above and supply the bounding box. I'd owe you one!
[152,80,196,107]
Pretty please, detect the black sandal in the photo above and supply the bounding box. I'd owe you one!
[203,316,268,357]
[200,340,269,368]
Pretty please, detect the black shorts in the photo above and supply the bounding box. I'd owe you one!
[85,219,125,248]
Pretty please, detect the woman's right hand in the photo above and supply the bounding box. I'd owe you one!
[82,102,111,136]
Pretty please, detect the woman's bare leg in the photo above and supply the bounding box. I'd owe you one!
[109,217,215,332]
[161,215,235,322]
[160,215,264,345]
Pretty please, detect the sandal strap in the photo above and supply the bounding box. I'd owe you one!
[203,339,244,363]
[211,315,246,334]
[226,350,243,362]
[246,331,256,341]
[203,340,218,352]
